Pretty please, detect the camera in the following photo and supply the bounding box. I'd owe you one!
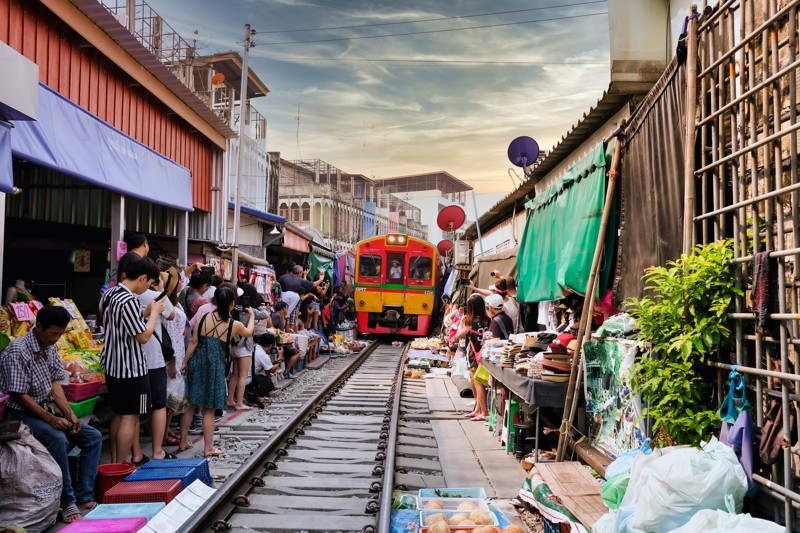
[201,265,215,276]
[239,295,251,309]
[458,277,471,286]
[490,270,501,278]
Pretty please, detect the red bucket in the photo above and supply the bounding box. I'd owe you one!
[95,462,136,503]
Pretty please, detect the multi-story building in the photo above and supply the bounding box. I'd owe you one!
[375,172,472,244]
[277,159,426,251]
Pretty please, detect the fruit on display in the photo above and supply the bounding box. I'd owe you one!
[424,513,447,525]
[457,501,477,511]
[469,510,493,525]
[424,499,445,510]
[502,526,525,533]
[474,527,496,533]
[448,513,469,525]
[428,521,450,533]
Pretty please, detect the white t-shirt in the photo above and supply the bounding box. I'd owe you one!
[503,296,521,334]
[138,289,174,370]
[247,345,275,384]
[203,286,217,301]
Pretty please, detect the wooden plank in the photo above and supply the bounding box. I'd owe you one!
[559,494,606,531]
[536,462,601,496]
[572,441,612,479]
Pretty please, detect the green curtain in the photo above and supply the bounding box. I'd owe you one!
[309,252,336,281]
[517,142,615,303]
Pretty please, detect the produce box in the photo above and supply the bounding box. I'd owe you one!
[85,503,165,520]
[63,379,103,402]
[70,396,99,418]
[60,517,147,533]
[419,509,498,527]
[417,498,489,512]
[421,528,500,533]
[419,488,488,499]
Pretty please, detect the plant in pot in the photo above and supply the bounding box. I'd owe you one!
[625,239,741,447]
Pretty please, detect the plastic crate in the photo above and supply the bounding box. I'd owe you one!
[418,487,487,499]
[419,509,498,527]
[86,502,165,520]
[63,379,103,402]
[421,528,500,533]
[69,396,99,418]
[125,466,199,488]
[142,457,213,486]
[103,479,182,504]
[60,517,147,533]
[417,498,489,512]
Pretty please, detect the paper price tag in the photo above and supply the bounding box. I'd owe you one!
[11,303,34,322]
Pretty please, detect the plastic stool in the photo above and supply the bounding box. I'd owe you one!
[501,399,520,452]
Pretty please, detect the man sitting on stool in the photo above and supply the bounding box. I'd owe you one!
[0,306,103,524]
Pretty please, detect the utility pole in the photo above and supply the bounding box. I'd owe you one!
[232,23,254,276]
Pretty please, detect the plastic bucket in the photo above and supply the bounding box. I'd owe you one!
[95,462,136,503]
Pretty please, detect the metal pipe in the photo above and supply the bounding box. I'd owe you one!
[708,361,800,383]
[232,23,252,276]
[694,181,800,221]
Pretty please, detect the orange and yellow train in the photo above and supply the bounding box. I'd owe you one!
[354,234,439,336]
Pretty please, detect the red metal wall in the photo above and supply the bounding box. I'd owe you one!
[0,0,214,212]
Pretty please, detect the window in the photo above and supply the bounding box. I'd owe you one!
[359,254,382,278]
[301,202,310,222]
[387,254,404,280]
[409,256,433,281]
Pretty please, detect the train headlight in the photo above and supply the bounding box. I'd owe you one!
[387,235,396,243]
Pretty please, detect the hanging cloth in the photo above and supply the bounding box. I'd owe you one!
[718,368,756,495]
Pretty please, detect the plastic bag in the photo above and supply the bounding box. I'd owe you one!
[473,364,490,386]
[668,507,784,532]
[166,374,188,414]
[594,312,637,338]
[632,438,748,532]
[621,445,689,508]
[593,506,644,533]
[0,422,63,531]
[601,471,630,510]
[606,438,651,479]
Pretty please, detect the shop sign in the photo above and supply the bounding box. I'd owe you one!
[74,249,91,272]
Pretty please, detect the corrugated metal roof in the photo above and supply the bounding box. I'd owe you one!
[463,86,631,239]
[194,52,270,99]
[70,0,237,140]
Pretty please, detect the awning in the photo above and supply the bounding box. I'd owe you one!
[517,142,616,303]
[237,250,270,267]
[10,83,193,211]
[283,229,310,253]
[309,251,336,281]
[229,202,286,225]
[0,123,12,193]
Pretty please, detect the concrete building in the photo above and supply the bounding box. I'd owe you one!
[376,172,472,245]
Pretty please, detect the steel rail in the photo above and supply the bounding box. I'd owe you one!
[176,340,384,532]
[376,345,408,532]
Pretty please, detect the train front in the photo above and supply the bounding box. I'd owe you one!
[354,234,438,336]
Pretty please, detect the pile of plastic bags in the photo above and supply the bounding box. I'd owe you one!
[594,437,782,533]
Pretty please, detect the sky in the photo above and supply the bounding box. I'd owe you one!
[146,0,612,211]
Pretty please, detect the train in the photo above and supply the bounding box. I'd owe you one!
[353,234,440,336]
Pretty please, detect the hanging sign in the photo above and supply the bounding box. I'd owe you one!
[116,241,128,261]
[10,302,34,322]
[74,249,91,272]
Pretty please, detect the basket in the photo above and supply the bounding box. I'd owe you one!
[102,479,182,504]
[418,488,487,499]
[60,517,147,533]
[95,462,137,503]
[70,396,99,418]
[142,457,213,486]
[125,466,199,488]
[421,528,500,533]
[85,502,165,520]
[0,394,8,420]
[417,498,489,512]
[419,510,498,527]
[63,379,103,402]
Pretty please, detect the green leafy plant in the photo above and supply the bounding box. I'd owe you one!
[625,240,741,446]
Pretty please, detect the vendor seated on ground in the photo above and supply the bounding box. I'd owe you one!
[246,334,284,400]
[0,305,103,524]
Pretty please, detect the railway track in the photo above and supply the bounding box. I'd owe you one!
[178,341,407,533]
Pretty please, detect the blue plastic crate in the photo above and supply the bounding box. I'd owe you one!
[85,503,165,520]
[141,458,212,486]
[125,466,199,488]
[418,487,487,499]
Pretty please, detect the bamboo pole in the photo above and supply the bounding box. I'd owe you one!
[683,5,699,255]
[555,124,625,462]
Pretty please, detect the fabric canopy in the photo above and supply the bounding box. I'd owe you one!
[229,202,286,225]
[517,142,615,303]
[10,83,193,211]
[0,122,12,193]
[309,251,336,282]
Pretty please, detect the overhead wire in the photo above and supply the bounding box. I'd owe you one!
[257,12,609,46]
[254,1,607,34]
[257,57,608,66]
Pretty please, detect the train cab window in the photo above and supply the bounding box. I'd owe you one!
[409,256,433,281]
[359,254,382,278]
[388,255,404,280]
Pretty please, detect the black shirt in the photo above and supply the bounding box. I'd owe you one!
[489,312,513,340]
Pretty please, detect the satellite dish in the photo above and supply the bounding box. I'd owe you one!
[211,72,226,90]
[437,205,466,232]
[507,136,540,177]
[437,239,454,255]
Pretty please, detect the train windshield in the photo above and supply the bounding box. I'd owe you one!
[387,254,404,280]
[408,256,433,281]
[359,254,382,278]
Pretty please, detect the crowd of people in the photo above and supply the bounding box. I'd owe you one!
[0,232,354,525]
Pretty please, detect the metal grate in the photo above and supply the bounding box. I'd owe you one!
[689,1,800,527]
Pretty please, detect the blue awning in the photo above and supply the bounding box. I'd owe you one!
[0,122,12,194]
[9,83,193,211]
[228,202,286,225]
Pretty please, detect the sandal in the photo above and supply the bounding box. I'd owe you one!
[78,500,98,512]
[177,442,194,452]
[131,454,150,467]
[59,502,82,524]
[162,434,181,446]
[203,448,226,457]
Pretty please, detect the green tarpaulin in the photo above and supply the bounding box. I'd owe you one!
[309,251,336,282]
[517,142,615,303]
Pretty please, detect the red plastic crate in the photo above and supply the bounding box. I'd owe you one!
[63,380,103,402]
[102,479,182,504]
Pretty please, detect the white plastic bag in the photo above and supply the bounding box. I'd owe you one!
[166,374,188,413]
[668,507,784,532]
[593,506,645,533]
[621,445,690,507]
[632,438,748,532]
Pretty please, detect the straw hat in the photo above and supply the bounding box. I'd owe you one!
[159,267,180,296]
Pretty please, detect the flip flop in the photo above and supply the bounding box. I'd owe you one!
[78,500,98,512]
[177,442,194,452]
[235,405,254,411]
[131,454,150,467]
[59,502,82,524]
[162,434,181,446]
[203,448,226,457]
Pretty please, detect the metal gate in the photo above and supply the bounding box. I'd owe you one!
[688,0,800,528]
